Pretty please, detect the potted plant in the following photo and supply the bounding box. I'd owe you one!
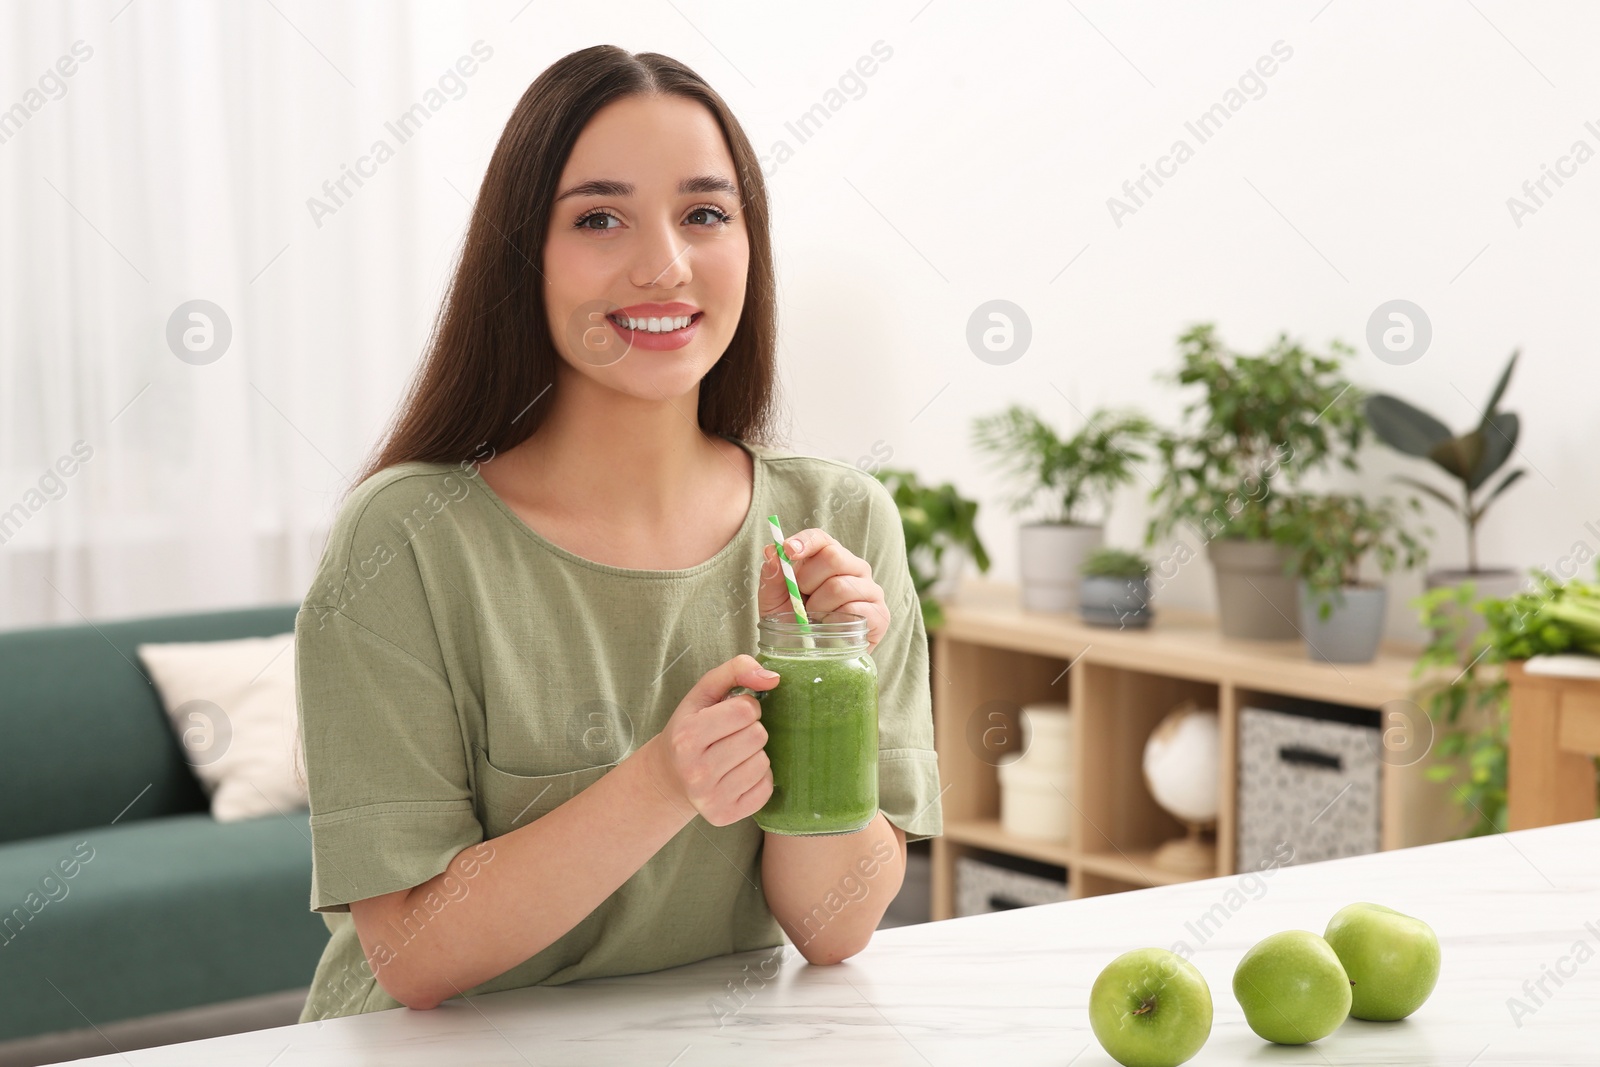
[1276,492,1428,663]
[971,405,1153,612]
[1146,323,1365,640]
[1079,547,1154,629]
[1363,350,1528,637]
[873,467,991,632]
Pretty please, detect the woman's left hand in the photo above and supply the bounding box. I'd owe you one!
[758,529,889,653]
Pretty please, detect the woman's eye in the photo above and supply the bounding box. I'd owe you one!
[687,205,732,228]
[576,210,620,231]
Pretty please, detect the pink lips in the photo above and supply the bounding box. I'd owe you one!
[607,311,703,351]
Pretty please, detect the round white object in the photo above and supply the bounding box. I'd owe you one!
[1141,705,1220,823]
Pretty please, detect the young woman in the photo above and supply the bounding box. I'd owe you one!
[293,45,942,1021]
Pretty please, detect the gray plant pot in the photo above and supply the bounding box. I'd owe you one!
[1080,575,1153,629]
[925,544,969,604]
[1298,583,1387,663]
[1018,523,1104,612]
[1424,568,1525,653]
[1207,538,1300,640]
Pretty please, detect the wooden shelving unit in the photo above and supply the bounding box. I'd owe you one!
[929,580,1466,919]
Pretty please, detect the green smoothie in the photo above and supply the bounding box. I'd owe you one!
[753,650,878,835]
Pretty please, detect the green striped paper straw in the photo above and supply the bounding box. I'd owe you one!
[766,515,815,646]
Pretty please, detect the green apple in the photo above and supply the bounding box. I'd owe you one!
[1324,902,1441,1021]
[1089,947,1213,1067]
[1232,930,1351,1045]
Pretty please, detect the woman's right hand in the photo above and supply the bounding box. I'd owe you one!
[644,654,779,827]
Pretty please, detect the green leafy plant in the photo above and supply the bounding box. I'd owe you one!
[1413,564,1600,836]
[873,467,991,631]
[1538,595,1600,653]
[1276,492,1429,618]
[1146,323,1365,546]
[1080,546,1150,579]
[970,405,1154,526]
[1363,350,1525,573]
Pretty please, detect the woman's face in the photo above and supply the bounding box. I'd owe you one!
[543,93,749,402]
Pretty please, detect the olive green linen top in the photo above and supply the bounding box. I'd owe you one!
[293,438,943,1022]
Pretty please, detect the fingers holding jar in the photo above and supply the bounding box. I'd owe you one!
[759,532,889,652]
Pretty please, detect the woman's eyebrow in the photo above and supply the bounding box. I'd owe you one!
[554,174,738,203]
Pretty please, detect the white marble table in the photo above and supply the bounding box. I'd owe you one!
[62,820,1600,1066]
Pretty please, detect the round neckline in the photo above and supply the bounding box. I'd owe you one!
[464,435,766,580]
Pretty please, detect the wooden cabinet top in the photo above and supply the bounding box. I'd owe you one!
[935,579,1425,709]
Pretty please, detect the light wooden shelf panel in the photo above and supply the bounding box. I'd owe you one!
[1074,849,1206,888]
[938,580,1423,710]
[941,819,1210,889]
[943,818,1073,868]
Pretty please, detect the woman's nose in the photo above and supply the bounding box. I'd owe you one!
[630,220,692,289]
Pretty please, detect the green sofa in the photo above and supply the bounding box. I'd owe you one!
[0,603,328,1045]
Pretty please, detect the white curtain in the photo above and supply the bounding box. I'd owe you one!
[0,1,487,628]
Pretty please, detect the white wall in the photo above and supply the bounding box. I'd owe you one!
[752,0,1600,639]
[5,0,1597,634]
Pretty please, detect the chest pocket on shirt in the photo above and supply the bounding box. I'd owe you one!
[472,744,618,839]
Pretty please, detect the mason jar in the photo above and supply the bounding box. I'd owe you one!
[737,610,879,835]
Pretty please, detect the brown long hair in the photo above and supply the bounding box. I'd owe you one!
[348,45,781,498]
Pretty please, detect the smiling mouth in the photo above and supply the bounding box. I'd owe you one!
[608,311,703,334]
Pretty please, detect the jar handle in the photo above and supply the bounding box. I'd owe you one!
[727,685,768,702]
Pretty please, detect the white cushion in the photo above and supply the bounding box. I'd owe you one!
[136,632,308,822]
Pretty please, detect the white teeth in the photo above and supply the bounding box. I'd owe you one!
[613,313,694,333]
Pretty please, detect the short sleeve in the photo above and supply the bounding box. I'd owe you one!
[295,495,483,914]
[856,476,944,844]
